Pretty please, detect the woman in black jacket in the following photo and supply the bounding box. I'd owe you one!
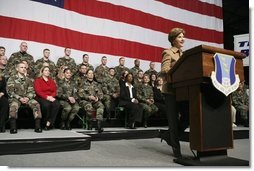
[0,75,9,132]
[153,77,167,117]
[119,73,143,129]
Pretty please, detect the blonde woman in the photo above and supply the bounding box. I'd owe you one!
[34,66,60,130]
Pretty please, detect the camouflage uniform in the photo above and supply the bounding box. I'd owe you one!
[73,72,87,87]
[137,84,158,121]
[94,64,109,84]
[57,78,80,122]
[232,86,249,122]
[77,80,104,121]
[130,67,142,78]
[6,74,42,119]
[144,69,158,77]
[101,76,120,117]
[114,65,130,80]
[77,63,94,71]
[0,67,9,80]
[7,52,35,77]
[35,58,56,78]
[56,57,77,79]
[134,78,143,88]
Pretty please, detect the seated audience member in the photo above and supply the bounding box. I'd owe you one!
[0,46,6,56]
[94,56,109,84]
[77,69,104,133]
[35,48,56,79]
[134,70,144,87]
[153,77,167,117]
[7,42,35,77]
[114,57,130,80]
[22,60,36,80]
[119,73,143,129]
[0,55,9,80]
[101,68,120,119]
[34,66,61,130]
[130,59,142,78]
[149,73,157,88]
[57,68,80,130]
[74,64,87,87]
[0,75,9,133]
[77,54,94,71]
[56,47,77,80]
[232,81,249,127]
[136,74,158,128]
[119,70,129,87]
[144,61,158,77]
[7,62,42,134]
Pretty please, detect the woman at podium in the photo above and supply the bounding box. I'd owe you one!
[159,27,188,158]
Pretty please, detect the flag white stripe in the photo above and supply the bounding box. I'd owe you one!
[198,0,222,7]
[0,0,223,50]
[97,0,223,32]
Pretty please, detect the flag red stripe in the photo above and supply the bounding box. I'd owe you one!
[0,16,164,62]
[64,0,223,44]
[156,0,223,19]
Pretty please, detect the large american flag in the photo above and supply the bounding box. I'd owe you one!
[0,0,223,71]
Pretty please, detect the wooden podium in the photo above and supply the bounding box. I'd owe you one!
[169,45,248,165]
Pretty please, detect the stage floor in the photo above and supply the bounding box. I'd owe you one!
[0,126,250,166]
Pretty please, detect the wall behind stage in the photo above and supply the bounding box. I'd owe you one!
[0,0,224,72]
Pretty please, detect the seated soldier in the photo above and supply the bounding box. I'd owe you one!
[34,48,56,79]
[56,47,77,80]
[134,70,144,88]
[73,64,87,87]
[0,55,9,80]
[7,62,42,134]
[77,69,104,133]
[57,68,80,130]
[137,74,158,128]
[232,81,249,127]
[101,68,120,120]
[6,42,35,78]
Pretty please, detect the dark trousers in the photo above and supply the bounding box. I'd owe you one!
[121,102,143,124]
[154,102,167,116]
[35,97,60,126]
[163,93,180,149]
[163,93,189,149]
[0,96,9,128]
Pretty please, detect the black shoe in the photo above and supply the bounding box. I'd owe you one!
[66,122,72,130]
[0,127,5,133]
[106,114,111,121]
[172,147,182,158]
[244,120,249,127]
[44,126,51,131]
[97,120,104,133]
[10,129,17,134]
[60,121,66,130]
[34,128,42,133]
[158,130,171,146]
[129,122,136,129]
[98,128,104,133]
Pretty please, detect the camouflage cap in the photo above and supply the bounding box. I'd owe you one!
[168,28,185,44]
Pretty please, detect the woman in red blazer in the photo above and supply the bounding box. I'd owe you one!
[34,66,60,130]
